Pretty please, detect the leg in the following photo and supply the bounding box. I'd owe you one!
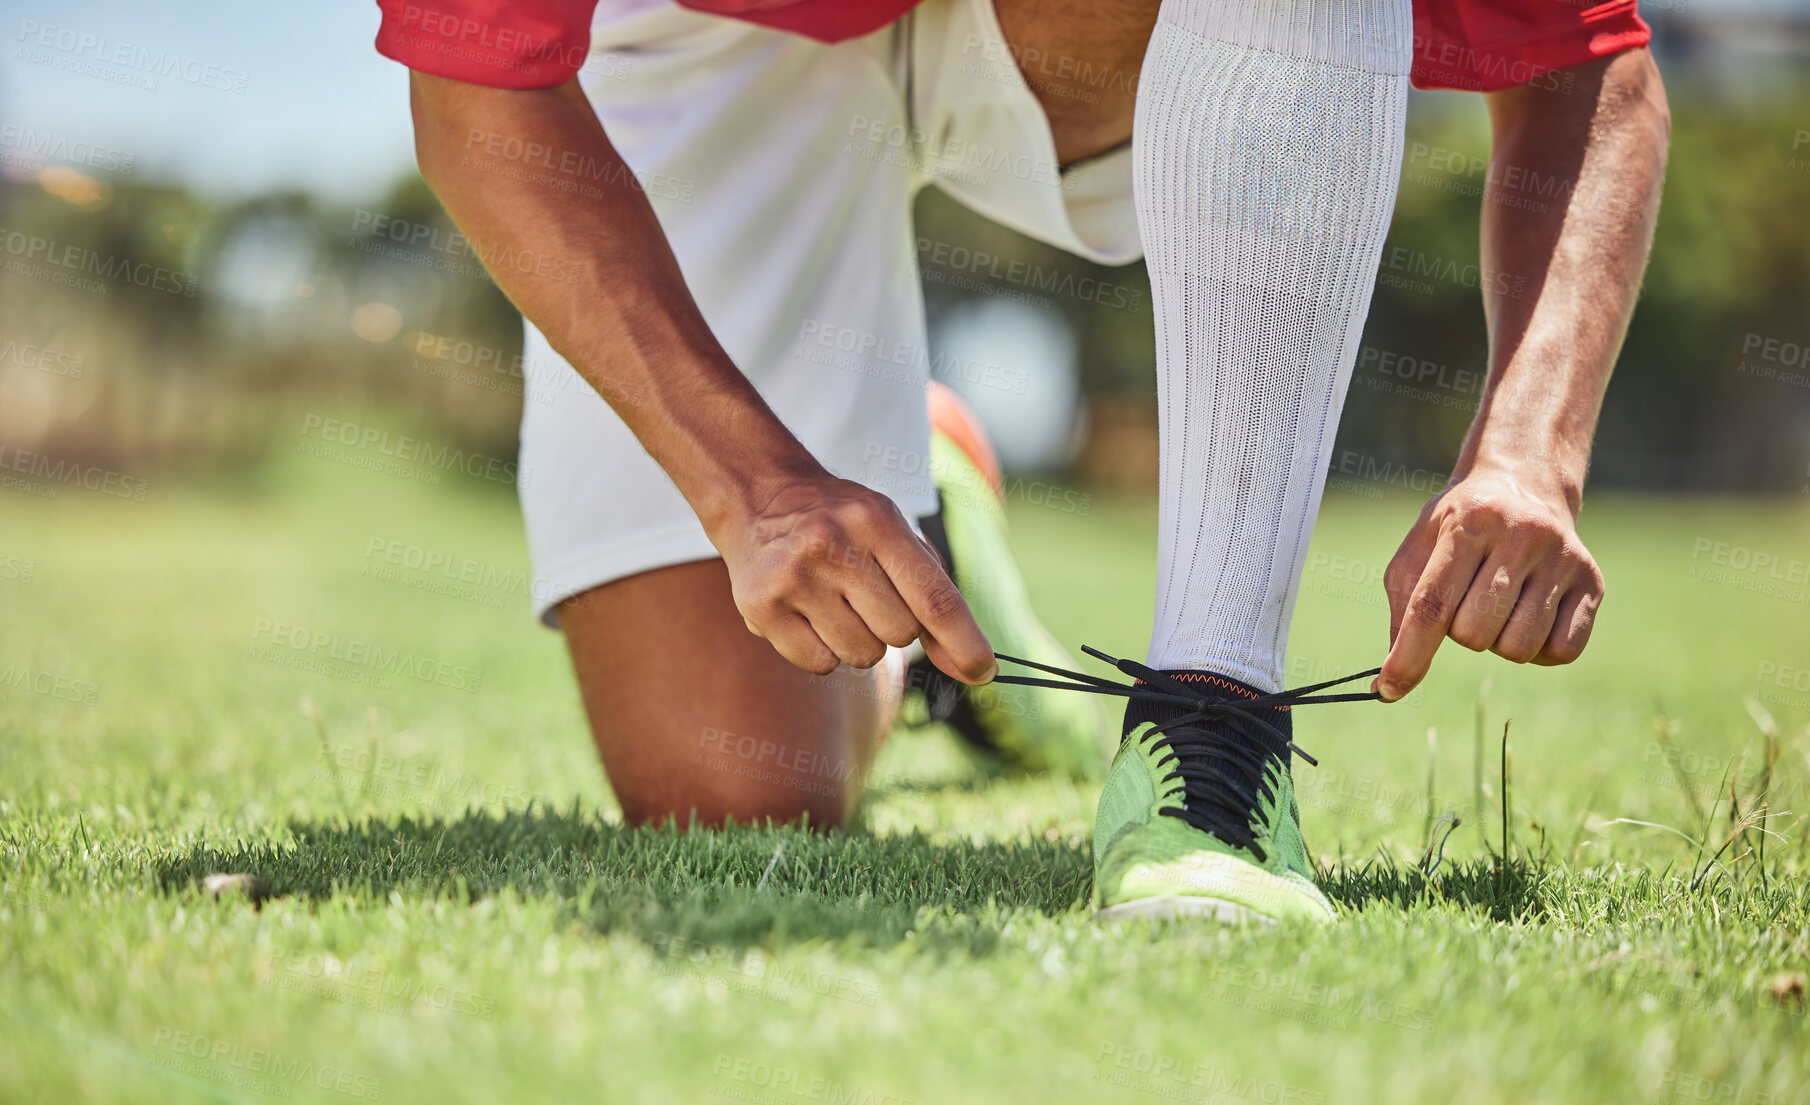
[1090,0,1411,924]
[1137,0,1411,690]
[560,560,902,828]
[515,9,937,825]
[990,0,1161,165]
[920,0,1406,689]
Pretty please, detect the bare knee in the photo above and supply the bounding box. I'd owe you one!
[556,562,890,833]
[614,711,871,829]
[616,771,858,832]
[592,698,878,831]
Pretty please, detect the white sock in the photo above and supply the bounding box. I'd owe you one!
[1136,0,1411,690]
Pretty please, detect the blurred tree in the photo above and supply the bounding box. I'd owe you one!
[2,69,1804,492]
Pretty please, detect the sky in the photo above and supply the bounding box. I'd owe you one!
[3,0,1808,205]
[3,0,415,203]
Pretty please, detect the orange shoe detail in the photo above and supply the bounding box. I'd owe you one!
[927,382,1004,500]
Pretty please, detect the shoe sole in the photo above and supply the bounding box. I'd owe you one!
[1095,895,1275,927]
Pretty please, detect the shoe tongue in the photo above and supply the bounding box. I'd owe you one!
[1120,668,1293,767]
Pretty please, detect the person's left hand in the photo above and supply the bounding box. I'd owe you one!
[1374,462,1604,702]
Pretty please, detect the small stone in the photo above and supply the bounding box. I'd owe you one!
[202,873,271,909]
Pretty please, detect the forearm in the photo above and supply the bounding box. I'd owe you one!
[407,72,821,531]
[1464,49,1670,514]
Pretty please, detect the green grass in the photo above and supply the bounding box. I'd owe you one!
[3,446,1809,1105]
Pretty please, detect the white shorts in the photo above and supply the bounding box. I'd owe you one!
[520,0,1142,625]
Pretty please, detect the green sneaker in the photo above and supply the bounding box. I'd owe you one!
[909,384,1111,779]
[1093,719,1333,925]
[994,650,1379,925]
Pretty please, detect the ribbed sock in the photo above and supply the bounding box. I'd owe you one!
[1135,0,1411,691]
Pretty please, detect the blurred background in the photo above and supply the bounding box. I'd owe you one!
[1,0,1807,509]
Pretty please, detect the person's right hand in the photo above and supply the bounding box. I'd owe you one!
[710,474,997,685]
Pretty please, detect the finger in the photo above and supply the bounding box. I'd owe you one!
[1377,533,1488,701]
[799,596,890,670]
[1383,527,1439,650]
[1533,577,1603,666]
[1448,560,1528,653]
[759,612,840,676]
[1492,569,1567,663]
[873,529,994,685]
[843,572,924,650]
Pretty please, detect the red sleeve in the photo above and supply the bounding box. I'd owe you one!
[1411,0,1652,93]
[374,0,598,89]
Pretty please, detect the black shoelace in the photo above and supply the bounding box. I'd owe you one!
[991,647,1380,861]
